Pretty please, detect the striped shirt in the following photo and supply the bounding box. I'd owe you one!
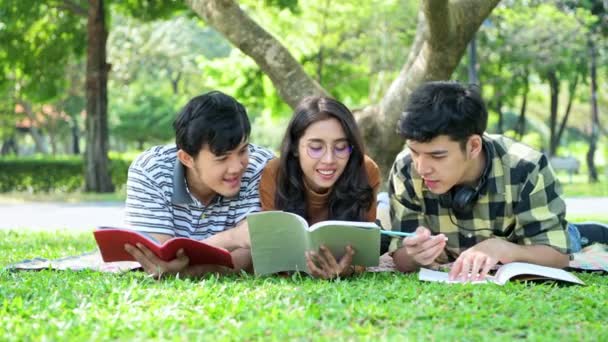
[388,134,571,262]
[125,143,275,240]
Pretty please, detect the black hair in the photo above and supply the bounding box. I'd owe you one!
[398,81,487,149]
[173,91,251,156]
[275,96,374,221]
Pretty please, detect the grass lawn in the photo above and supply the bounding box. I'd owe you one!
[0,189,126,204]
[1,230,607,340]
[557,173,608,197]
[0,173,605,203]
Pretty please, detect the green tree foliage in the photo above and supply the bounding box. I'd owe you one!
[237,0,417,108]
[195,0,418,149]
[107,13,233,150]
[0,1,86,102]
[455,2,601,156]
[108,14,230,95]
[110,78,181,149]
[0,1,86,153]
[112,0,186,20]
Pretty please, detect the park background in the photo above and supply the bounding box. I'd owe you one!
[1,0,608,340]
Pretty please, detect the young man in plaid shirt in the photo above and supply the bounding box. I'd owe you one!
[387,81,608,281]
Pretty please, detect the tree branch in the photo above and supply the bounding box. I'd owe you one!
[365,0,500,175]
[186,0,328,108]
[54,0,88,17]
[423,0,450,48]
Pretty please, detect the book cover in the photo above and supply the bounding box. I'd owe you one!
[93,227,234,268]
[247,211,381,276]
[419,262,584,285]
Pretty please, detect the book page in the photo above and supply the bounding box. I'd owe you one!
[494,262,585,285]
[418,268,490,284]
[309,222,381,267]
[309,220,379,231]
[247,211,311,275]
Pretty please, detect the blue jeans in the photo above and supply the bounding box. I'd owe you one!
[568,223,582,253]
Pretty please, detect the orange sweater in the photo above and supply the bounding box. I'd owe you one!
[259,155,381,225]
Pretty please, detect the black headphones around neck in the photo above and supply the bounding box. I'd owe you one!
[438,142,492,214]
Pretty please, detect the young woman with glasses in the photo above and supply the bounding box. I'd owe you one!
[259,96,381,279]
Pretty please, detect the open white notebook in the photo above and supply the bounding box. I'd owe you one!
[419,262,585,285]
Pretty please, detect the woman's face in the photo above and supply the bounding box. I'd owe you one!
[297,117,352,193]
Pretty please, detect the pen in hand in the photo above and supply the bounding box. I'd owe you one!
[380,230,448,241]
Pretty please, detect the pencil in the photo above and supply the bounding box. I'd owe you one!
[380,230,415,237]
[380,230,448,241]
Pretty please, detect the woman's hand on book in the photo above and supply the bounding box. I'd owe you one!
[305,245,355,280]
[125,243,189,279]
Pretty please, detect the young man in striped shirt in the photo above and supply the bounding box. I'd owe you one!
[123,91,274,278]
[387,81,608,281]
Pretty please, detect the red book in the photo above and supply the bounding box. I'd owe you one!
[93,228,234,268]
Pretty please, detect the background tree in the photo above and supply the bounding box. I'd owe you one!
[0,1,86,155]
[0,0,186,192]
[186,0,501,174]
[561,0,608,182]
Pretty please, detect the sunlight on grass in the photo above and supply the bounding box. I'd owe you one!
[557,173,608,197]
[0,189,126,204]
[567,214,608,223]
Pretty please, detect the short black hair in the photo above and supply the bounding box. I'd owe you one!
[398,81,487,148]
[173,91,251,156]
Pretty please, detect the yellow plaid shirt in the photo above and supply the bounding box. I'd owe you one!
[387,134,571,262]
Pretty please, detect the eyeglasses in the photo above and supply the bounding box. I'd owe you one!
[305,143,353,159]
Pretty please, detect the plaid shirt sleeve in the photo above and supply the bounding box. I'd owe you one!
[512,154,571,254]
[388,153,425,234]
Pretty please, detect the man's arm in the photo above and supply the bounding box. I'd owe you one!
[504,243,569,267]
[450,156,571,281]
[387,156,447,272]
[203,146,275,252]
[448,238,568,281]
[202,220,251,251]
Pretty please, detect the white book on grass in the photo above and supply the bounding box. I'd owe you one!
[419,262,584,285]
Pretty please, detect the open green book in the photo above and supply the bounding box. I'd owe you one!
[247,211,381,276]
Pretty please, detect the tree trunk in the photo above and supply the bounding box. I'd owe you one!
[188,0,500,175]
[555,72,579,150]
[71,116,80,154]
[84,0,114,192]
[316,0,331,84]
[169,68,181,95]
[547,70,560,157]
[468,33,478,85]
[495,100,503,134]
[516,74,529,139]
[1,136,18,155]
[187,0,328,108]
[587,38,599,183]
[19,101,48,154]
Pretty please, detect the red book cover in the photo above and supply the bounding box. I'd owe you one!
[93,228,234,268]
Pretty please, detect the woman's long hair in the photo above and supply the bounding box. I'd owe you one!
[275,96,374,221]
